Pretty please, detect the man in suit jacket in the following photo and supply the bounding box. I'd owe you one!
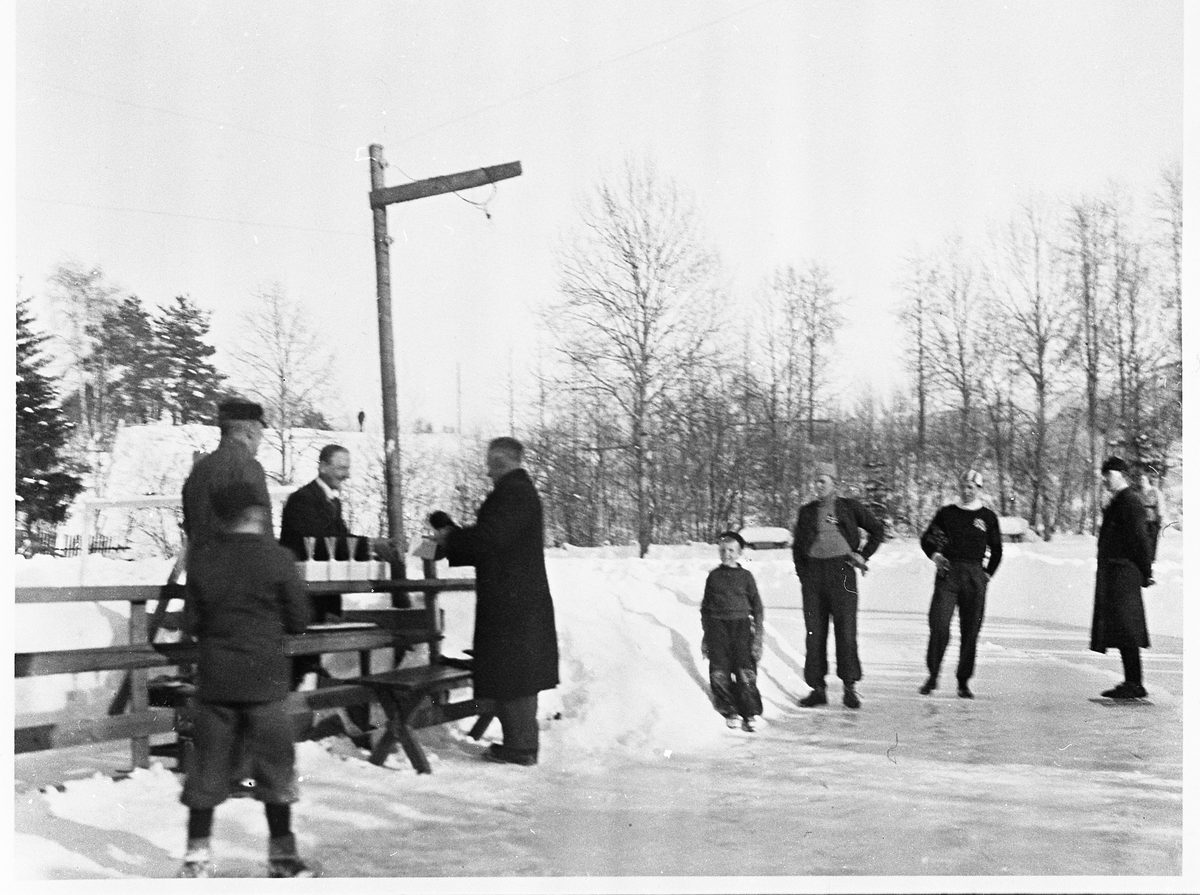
[280,444,395,619]
[433,437,560,767]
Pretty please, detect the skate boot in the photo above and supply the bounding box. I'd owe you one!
[178,839,213,878]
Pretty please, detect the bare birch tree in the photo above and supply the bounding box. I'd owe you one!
[228,283,334,483]
[926,237,986,469]
[987,199,1076,531]
[547,158,722,556]
[1062,198,1108,532]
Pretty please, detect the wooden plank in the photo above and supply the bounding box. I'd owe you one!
[369,161,521,208]
[340,608,430,629]
[284,684,374,713]
[16,646,171,678]
[14,579,475,605]
[15,709,178,753]
[358,664,473,692]
[15,585,163,605]
[305,578,476,595]
[410,699,489,730]
[153,628,440,664]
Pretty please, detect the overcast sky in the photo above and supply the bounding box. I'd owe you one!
[13,1,1186,436]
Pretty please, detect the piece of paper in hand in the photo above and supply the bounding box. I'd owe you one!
[411,538,439,560]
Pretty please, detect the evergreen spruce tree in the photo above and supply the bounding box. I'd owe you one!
[155,295,227,424]
[95,295,164,425]
[16,299,86,531]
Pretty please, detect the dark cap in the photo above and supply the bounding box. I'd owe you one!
[210,480,268,522]
[218,399,266,425]
[717,530,746,549]
[1101,456,1129,474]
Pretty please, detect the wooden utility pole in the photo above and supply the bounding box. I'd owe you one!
[367,145,522,576]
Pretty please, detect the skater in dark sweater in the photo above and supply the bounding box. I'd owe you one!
[918,469,1003,699]
[701,531,764,732]
[177,477,316,878]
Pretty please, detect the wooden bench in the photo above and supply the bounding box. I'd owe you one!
[357,663,495,774]
[15,576,481,773]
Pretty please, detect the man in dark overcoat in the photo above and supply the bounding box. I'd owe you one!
[433,437,559,766]
[1091,455,1155,700]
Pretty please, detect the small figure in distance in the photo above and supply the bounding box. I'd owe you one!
[700,531,765,732]
[918,469,1003,700]
[177,477,317,878]
[1092,456,1155,701]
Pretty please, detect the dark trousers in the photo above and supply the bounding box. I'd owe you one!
[181,699,298,809]
[495,694,539,753]
[1121,646,1143,686]
[926,562,988,684]
[800,557,861,689]
[705,616,763,719]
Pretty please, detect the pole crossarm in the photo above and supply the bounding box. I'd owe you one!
[369,161,522,208]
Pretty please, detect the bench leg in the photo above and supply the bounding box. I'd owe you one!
[368,691,433,774]
[468,713,495,740]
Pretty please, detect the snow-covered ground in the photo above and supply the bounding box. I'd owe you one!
[11,530,1192,890]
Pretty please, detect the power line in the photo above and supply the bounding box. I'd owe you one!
[18,74,353,157]
[394,0,779,146]
[16,195,371,239]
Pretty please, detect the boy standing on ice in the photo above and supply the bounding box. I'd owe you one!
[701,531,764,732]
[178,477,316,878]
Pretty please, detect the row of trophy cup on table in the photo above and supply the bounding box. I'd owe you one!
[296,536,389,581]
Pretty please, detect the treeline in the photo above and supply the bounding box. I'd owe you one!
[35,261,229,440]
[524,159,1182,554]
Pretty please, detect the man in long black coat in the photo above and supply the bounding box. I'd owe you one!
[434,437,559,766]
[1091,455,1155,700]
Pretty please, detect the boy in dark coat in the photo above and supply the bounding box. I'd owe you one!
[701,531,764,732]
[433,437,559,766]
[1091,456,1155,700]
[918,469,1003,699]
[178,478,315,878]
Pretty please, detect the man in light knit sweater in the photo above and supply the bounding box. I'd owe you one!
[791,463,884,709]
[918,469,1003,699]
[700,531,764,732]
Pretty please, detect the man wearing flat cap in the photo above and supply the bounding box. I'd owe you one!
[1091,456,1155,700]
[181,399,274,571]
[791,462,884,709]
